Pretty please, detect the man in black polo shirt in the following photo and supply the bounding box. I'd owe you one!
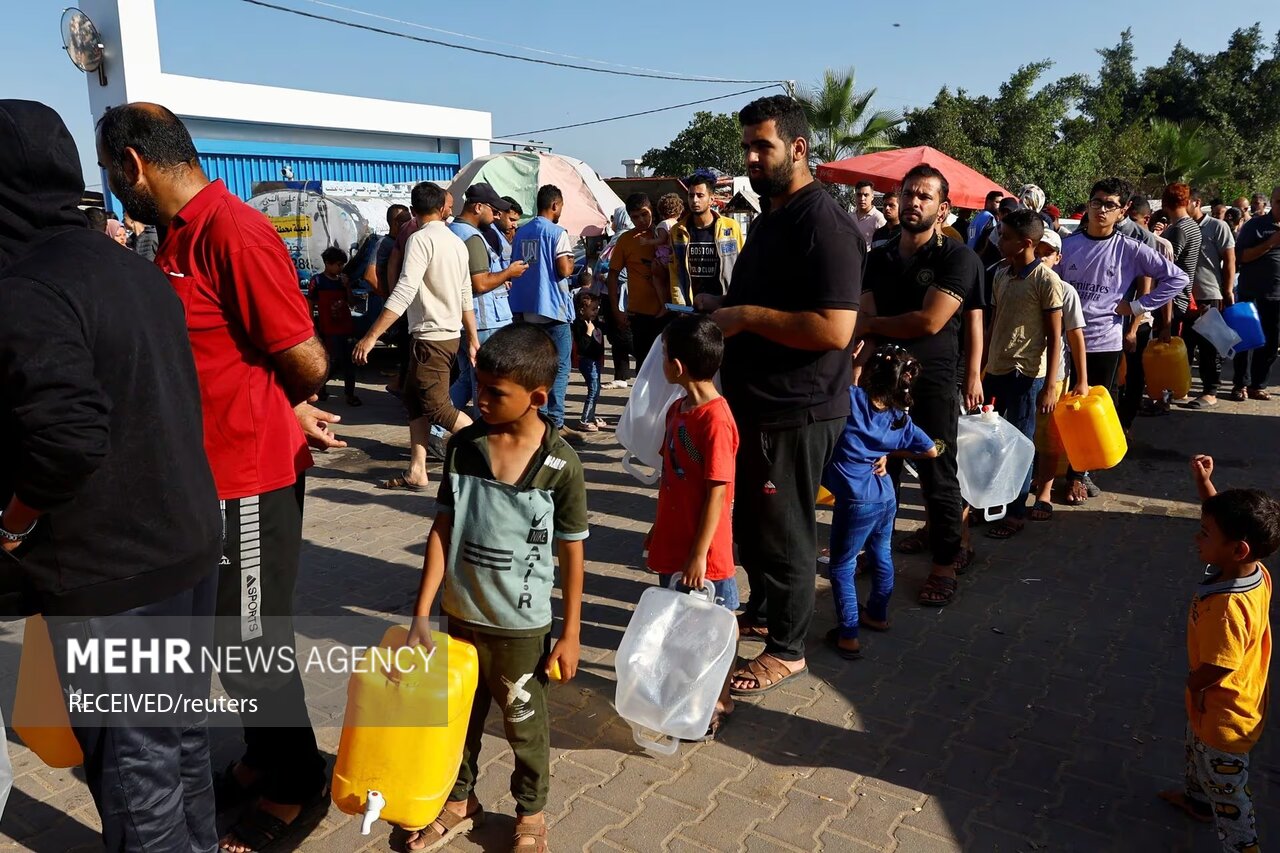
[861,164,984,607]
[696,95,861,695]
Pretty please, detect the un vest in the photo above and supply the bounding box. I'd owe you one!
[509,216,575,323]
[448,219,512,331]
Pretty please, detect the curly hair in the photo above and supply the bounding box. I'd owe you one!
[656,192,684,222]
[861,344,921,427]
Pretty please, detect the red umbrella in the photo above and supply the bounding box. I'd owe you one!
[816,146,1014,210]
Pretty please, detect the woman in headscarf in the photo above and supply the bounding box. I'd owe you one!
[105,218,129,246]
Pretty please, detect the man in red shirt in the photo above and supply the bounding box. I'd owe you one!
[97,103,334,852]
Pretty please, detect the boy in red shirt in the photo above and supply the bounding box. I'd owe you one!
[646,313,739,738]
[307,246,361,406]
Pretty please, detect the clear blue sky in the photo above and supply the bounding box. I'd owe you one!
[8,0,1280,190]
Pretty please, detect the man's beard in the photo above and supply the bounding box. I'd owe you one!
[899,212,938,235]
[748,158,794,199]
[115,180,162,226]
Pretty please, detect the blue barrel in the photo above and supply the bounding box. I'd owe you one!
[1223,302,1266,352]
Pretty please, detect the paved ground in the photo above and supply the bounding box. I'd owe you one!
[2,357,1278,852]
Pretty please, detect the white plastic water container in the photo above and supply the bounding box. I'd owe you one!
[616,345,719,485]
[956,407,1036,522]
[1193,307,1243,358]
[614,577,737,755]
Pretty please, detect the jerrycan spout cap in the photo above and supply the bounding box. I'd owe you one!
[361,790,386,835]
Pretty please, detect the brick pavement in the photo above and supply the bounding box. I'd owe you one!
[1,361,1278,853]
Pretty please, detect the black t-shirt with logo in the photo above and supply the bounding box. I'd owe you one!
[721,182,863,428]
[866,231,984,387]
[687,221,721,297]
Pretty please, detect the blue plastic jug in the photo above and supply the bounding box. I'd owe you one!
[1223,303,1266,352]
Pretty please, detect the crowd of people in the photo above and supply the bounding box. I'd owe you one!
[1,91,1278,853]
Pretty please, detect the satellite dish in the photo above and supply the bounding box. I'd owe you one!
[60,7,107,85]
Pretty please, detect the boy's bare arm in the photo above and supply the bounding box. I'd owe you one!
[1038,310,1063,413]
[405,514,452,651]
[548,539,584,681]
[1186,662,1232,711]
[682,482,727,590]
[1190,455,1217,500]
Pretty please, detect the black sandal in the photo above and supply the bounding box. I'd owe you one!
[918,574,958,607]
[221,787,329,852]
[985,520,1025,540]
[894,528,928,555]
[1029,501,1053,521]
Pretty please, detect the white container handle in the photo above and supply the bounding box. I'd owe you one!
[620,455,660,486]
[630,724,682,756]
[665,573,716,602]
[983,504,1007,523]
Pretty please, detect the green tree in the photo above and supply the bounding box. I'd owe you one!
[640,111,744,178]
[795,67,901,170]
[1140,119,1231,188]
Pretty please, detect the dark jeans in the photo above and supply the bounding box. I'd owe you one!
[49,571,219,853]
[735,417,843,661]
[984,371,1045,519]
[629,313,669,369]
[447,623,551,815]
[1119,323,1153,429]
[579,357,602,423]
[1232,298,1280,391]
[600,300,632,382]
[323,334,356,396]
[887,381,963,567]
[1185,301,1223,396]
[828,498,896,639]
[215,479,326,806]
[1068,350,1123,480]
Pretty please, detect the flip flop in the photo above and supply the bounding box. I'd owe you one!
[379,475,426,492]
[220,786,330,852]
[985,520,1025,540]
[824,628,863,660]
[1029,501,1054,522]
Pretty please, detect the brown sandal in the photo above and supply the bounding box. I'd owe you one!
[512,817,548,852]
[406,803,484,851]
[729,653,807,697]
[736,613,770,639]
[894,528,928,555]
[1248,388,1272,400]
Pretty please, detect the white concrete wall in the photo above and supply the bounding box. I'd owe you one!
[80,0,492,153]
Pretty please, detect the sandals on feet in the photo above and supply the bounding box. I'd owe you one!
[1248,388,1273,400]
[824,628,862,660]
[1229,388,1247,402]
[729,653,807,696]
[512,817,548,852]
[894,528,928,555]
[1064,479,1089,506]
[692,708,732,742]
[952,547,977,575]
[736,613,769,640]
[379,475,426,492]
[221,787,330,852]
[405,803,485,852]
[918,574,958,607]
[985,520,1025,540]
[213,761,261,813]
[1029,501,1053,522]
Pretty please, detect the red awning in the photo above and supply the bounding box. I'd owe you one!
[816,146,1014,210]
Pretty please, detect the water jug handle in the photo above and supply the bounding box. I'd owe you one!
[664,574,717,602]
[385,645,434,683]
[620,455,661,486]
[983,505,1007,523]
[630,725,682,756]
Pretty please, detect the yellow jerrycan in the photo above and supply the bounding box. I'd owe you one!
[13,615,83,767]
[331,626,479,833]
[1142,336,1192,399]
[1052,386,1127,471]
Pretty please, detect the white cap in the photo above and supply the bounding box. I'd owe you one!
[1039,229,1062,253]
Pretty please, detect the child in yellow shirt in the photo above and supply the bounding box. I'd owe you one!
[1160,454,1278,852]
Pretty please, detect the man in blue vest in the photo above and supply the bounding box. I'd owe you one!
[448,182,529,412]
[509,185,578,437]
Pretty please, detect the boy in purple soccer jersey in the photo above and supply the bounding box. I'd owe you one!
[1057,177,1187,504]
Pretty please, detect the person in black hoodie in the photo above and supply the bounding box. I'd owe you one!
[0,100,222,851]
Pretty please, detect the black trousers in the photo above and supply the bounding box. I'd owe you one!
[887,382,963,567]
[600,300,633,382]
[216,478,327,805]
[628,313,669,369]
[1119,323,1153,429]
[1185,301,1223,396]
[1232,298,1280,391]
[50,571,219,853]
[735,418,843,661]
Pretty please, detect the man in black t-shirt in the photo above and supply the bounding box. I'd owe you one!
[872,192,900,248]
[862,164,984,607]
[696,96,861,696]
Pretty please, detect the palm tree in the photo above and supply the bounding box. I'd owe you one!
[796,68,902,171]
[1141,118,1230,188]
